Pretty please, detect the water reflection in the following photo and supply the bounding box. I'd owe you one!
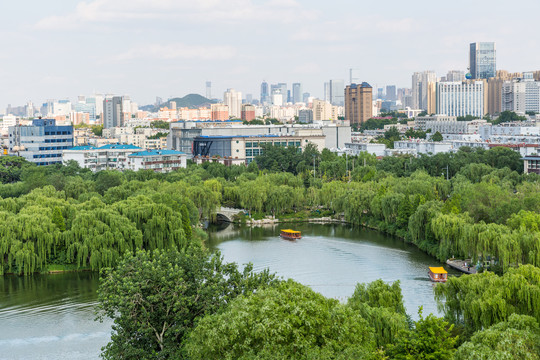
[208,222,458,317]
[0,272,111,360]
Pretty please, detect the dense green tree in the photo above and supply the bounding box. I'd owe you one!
[387,308,458,360]
[434,265,540,333]
[430,131,443,142]
[51,206,66,232]
[185,279,376,359]
[491,111,527,124]
[97,247,277,359]
[455,314,540,360]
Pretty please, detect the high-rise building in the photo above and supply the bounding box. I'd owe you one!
[349,69,361,84]
[211,104,229,121]
[502,73,540,114]
[470,42,496,79]
[302,92,310,104]
[224,89,242,118]
[287,90,292,103]
[345,82,373,125]
[329,79,345,106]
[436,80,487,117]
[292,83,302,104]
[386,86,397,101]
[241,104,256,122]
[103,96,124,129]
[298,109,313,123]
[312,99,333,121]
[245,94,253,104]
[377,88,384,100]
[324,82,330,102]
[277,83,287,103]
[445,71,465,82]
[206,81,212,99]
[412,71,437,112]
[260,81,269,104]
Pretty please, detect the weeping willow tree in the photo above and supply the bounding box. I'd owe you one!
[0,209,59,275]
[113,195,188,251]
[63,208,143,270]
[435,265,540,333]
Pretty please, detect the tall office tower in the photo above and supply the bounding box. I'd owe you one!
[502,73,540,114]
[25,101,35,118]
[412,71,437,112]
[349,68,361,84]
[302,92,310,104]
[377,88,384,100]
[386,85,397,101]
[446,71,465,82]
[206,81,212,99]
[103,96,124,129]
[260,81,269,104]
[224,89,242,118]
[470,42,496,79]
[292,83,303,104]
[277,83,287,103]
[329,79,345,106]
[345,82,373,125]
[246,94,253,104]
[287,90,292,103]
[324,82,331,102]
[437,80,487,117]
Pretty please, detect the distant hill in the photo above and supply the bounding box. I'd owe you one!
[141,94,217,112]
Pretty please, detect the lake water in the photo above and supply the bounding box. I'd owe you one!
[0,223,457,359]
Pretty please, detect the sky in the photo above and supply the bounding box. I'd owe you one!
[1,0,539,108]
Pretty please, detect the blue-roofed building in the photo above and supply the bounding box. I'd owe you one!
[127,150,187,172]
[9,119,74,166]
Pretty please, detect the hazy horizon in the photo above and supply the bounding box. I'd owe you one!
[1,0,539,108]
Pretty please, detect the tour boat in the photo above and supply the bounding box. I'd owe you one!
[428,267,448,283]
[280,229,302,241]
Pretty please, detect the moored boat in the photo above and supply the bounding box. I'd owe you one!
[428,267,448,283]
[280,229,301,240]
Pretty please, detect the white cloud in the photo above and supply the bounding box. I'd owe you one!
[110,43,237,62]
[35,0,318,30]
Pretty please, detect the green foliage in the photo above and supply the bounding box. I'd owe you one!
[404,128,427,139]
[435,265,540,333]
[97,247,278,359]
[348,280,409,347]
[146,132,168,139]
[491,111,527,124]
[91,125,103,136]
[51,206,66,232]
[387,308,458,359]
[185,279,377,359]
[151,120,170,129]
[361,118,398,131]
[455,314,540,360]
[430,131,443,142]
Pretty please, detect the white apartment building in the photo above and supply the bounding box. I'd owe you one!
[415,115,457,131]
[63,144,185,172]
[224,89,242,118]
[436,81,487,118]
[502,73,540,114]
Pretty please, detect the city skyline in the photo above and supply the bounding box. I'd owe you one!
[0,0,539,107]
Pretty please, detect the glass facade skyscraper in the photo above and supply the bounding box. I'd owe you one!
[470,42,496,79]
